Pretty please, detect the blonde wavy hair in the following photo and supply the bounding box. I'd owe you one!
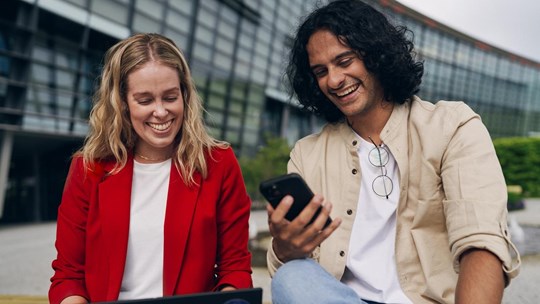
[79,33,228,185]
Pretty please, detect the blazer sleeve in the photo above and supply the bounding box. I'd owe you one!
[213,147,253,289]
[49,157,97,304]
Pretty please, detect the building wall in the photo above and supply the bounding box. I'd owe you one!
[0,0,539,223]
[0,0,322,223]
[374,0,540,138]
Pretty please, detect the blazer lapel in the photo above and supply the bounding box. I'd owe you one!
[163,165,201,295]
[98,159,134,299]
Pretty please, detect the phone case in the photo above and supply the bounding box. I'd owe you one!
[259,173,331,227]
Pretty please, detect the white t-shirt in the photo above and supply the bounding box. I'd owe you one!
[341,136,412,304]
[118,159,171,300]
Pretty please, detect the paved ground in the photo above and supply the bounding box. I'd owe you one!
[1,199,539,304]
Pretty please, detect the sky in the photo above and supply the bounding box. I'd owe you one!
[395,0,540,63]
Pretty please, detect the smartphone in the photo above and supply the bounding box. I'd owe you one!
[259,173,332,228]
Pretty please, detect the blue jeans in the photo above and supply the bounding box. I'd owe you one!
[271,259,372,304]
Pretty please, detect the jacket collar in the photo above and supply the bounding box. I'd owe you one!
[381,98,415,215]
[97,156,202,297]
[336,98,413,212]
[163,165,201,295]
[98,157,134,299]
[335,97,412,155]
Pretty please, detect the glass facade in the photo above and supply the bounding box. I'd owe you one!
[374,1,540,138]
[0,0,539,223]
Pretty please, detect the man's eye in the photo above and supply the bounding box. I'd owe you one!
[338,58,353,66]
[313,69,327,78]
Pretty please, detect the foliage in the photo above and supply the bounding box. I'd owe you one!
[493,137,540,198]
[240,136,291,206]
[507,190,525,211]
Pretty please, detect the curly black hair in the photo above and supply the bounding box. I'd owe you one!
[286,0,424,123]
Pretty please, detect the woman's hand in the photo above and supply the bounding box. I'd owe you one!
[220,285,237,291]
[267,194,341,262]
[60,295,88,304]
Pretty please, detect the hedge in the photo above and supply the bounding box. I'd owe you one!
[493,137,540,198]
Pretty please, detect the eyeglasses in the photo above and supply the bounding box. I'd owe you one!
[368,136,393,199]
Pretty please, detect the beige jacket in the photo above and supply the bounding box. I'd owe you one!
[267,97,520,303]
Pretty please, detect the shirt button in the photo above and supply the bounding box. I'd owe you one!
[347,209,353,215]
[339,251,345,257]
[352,169,357,175]
[352,140,357,146]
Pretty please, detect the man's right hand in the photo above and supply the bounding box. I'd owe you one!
[267,194,341,262]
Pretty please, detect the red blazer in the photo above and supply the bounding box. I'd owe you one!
[49,147,253,304]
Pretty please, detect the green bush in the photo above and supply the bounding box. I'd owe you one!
[507,190,525,211]
[493,137,540,197]
[240,136,291,205]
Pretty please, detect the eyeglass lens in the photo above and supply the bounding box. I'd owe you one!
[368,145,393,198]
[368,147,389,167]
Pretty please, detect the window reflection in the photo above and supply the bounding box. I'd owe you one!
[0,31,9,76]
[90,0,129,25]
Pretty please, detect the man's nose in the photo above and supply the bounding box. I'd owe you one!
[327,68,345,90]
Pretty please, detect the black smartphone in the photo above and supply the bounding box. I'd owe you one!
[259,173,332,228]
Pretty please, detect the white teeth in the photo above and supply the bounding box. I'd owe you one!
[148,120,172,131]
[336,84,359,97]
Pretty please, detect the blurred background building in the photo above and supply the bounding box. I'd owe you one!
[0,0,539,223]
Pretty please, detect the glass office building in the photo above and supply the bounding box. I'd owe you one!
[1,0,539,223]
[379,2,540,138]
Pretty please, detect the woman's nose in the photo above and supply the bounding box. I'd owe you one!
[153,102,168,117]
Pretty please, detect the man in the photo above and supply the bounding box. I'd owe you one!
[266,0,520,303]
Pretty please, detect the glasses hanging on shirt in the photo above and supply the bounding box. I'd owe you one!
[368,136,393,199]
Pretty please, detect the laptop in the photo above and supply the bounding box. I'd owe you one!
[98,288,263,304]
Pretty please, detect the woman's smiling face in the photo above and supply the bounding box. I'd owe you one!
[126,61,184,159]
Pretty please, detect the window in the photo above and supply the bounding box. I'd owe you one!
[90,0,130,25]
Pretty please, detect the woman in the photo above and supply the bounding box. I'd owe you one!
[49,33,253,304]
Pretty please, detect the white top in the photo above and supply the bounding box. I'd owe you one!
[341,136,411,304]
[118,159,171,300]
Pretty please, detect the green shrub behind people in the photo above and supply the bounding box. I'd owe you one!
[240,135,290,205]
[493,136,540,198]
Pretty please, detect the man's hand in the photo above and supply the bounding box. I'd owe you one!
[267,194,341,262]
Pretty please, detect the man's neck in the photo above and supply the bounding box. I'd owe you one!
[347,102,394,144]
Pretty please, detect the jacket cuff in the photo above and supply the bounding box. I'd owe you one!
[266,238,285,277]
[214,271,253,291]
[452,230,521,286]
[48,281,89,304]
